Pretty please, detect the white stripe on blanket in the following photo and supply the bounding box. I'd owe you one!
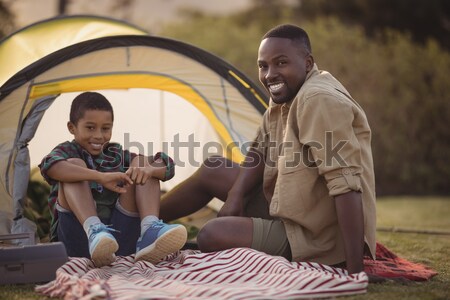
[36,248,368,300]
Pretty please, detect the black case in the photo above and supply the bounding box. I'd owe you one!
[0,233,68,284]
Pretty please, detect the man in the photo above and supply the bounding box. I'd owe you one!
[160,24,376,275]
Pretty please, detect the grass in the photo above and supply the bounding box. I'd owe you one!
[347,196,450,300]
[1,196,449,300]
[376,196,450,232]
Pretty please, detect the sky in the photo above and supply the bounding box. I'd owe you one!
[7,0,254,32]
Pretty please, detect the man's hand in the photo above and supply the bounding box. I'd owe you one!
[99,172,133,193]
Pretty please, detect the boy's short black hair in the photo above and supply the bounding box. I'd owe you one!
[70,92,114,124]
[262,24,312,54]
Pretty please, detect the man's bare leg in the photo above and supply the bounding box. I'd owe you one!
[197,216,253,252]
[160,156,239,222]
[160,156,256,253]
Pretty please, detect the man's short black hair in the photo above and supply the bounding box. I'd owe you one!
[70,92,114,124]
[262,24,312,54]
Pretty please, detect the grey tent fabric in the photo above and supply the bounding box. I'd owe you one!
[11,96,56,244]
[11,217,38,245]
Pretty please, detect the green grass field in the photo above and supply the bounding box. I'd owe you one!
[1,196,449,300]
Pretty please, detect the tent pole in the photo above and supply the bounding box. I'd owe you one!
[159,90,165,150]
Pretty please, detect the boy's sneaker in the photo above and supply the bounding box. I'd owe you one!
[88,223,119,267]
[135,220,187,264]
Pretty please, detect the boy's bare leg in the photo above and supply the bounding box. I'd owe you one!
[124,155,188,264]
[58,158,118,266]
[118,155,160,218]
[57,158,97,224]
[159,156,240,222]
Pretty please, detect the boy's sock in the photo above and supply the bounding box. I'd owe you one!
[84,217,119,267]
[140,215,159,236]
[83,216,102,236]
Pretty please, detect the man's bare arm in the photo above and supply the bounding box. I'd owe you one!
[218,148,265,217]
[335,190,365,274]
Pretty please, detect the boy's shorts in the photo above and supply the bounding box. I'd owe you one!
[244,184,292,260]
[56,201,140,258]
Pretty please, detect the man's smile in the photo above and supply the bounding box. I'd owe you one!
[268,82,285,93]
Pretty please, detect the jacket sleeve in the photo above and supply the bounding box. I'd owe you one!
[296,92,363,196]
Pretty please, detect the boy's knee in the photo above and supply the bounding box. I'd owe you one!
[67,158,87,168]
[130,155,148,167]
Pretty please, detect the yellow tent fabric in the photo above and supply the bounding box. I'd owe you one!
[0,16,147,87]
[0,16,268,237]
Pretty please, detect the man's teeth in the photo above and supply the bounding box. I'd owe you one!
[92,143,102,149]
[269,83,284,92]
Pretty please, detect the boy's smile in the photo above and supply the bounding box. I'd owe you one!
[67,109,113,156]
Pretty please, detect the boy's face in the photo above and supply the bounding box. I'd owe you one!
[67,109,113,156]
[258,37,313,104]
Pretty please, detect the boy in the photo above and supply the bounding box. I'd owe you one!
[40,92,187,267]
[160,24,376,275]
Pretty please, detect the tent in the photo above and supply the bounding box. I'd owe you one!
[0,15,268,237]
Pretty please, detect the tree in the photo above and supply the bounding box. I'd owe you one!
[161,13,450,196]
[0,0,14,38]
[296,0,450,50]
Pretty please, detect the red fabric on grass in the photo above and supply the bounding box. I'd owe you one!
[364,243,438,281]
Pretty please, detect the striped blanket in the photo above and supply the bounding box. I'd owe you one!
[36,248,368,299]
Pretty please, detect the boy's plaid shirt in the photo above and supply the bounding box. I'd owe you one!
[39,140,136,224]
[39,140,174,226]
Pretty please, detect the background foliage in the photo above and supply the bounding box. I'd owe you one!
[0,0,449,196]
[1,2,448,298]
[0,1,13,37]
[161,2,450,196]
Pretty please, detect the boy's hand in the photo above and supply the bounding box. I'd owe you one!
[126,166,152,185]
[100,172,133,193]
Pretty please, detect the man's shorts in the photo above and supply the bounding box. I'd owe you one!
[56,201,140,258]
[244,184,292,260]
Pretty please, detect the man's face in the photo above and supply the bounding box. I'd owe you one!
[258,37,313,104]
[67,109,113,156]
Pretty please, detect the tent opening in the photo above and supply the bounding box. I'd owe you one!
[29,88,227,193]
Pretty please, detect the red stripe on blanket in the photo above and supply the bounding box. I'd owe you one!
[36,248,368,300]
